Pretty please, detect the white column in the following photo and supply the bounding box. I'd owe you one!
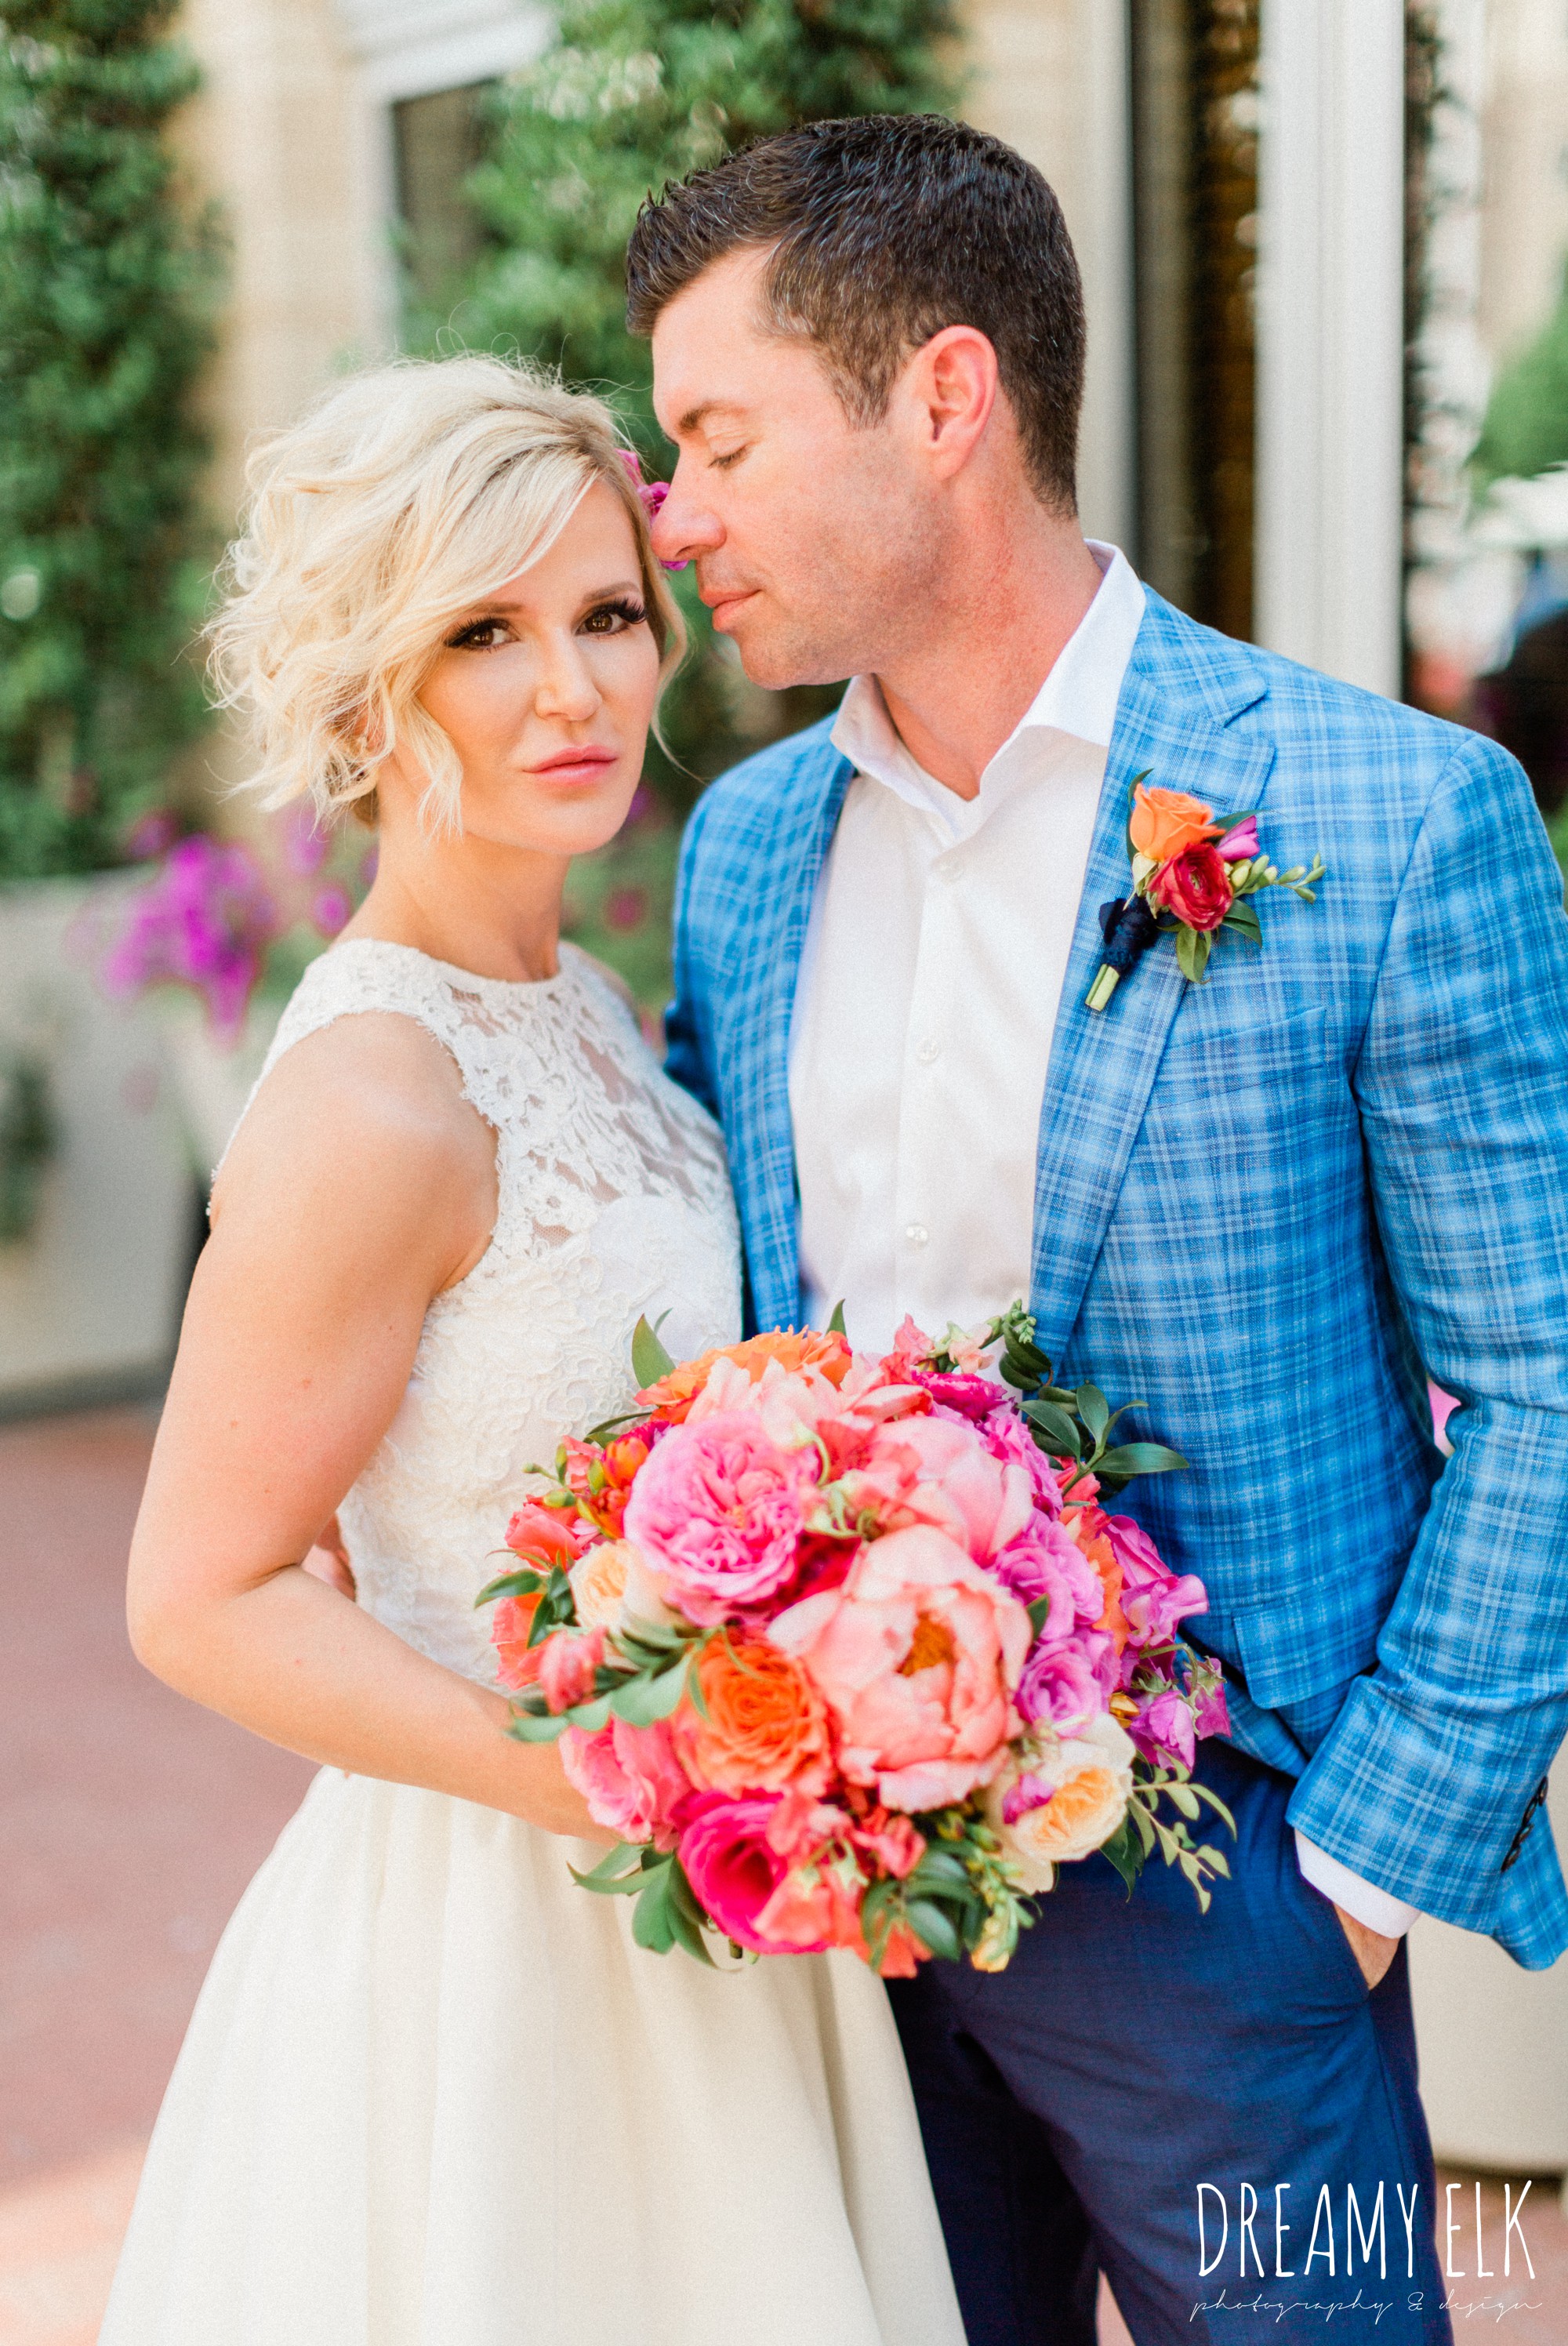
[1254,0,1406,695]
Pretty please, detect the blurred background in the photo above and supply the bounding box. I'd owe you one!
[2,2,1566,2341]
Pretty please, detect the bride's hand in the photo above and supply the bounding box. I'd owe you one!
[301,1515,356,1600]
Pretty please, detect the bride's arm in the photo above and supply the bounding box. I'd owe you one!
[126,1012,607,1840]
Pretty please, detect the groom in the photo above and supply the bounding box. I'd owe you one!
[630,114,1568,2344]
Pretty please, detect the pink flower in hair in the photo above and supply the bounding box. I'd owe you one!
[618,448,688,571]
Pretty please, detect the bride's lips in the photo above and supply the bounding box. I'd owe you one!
[527,746,619,787]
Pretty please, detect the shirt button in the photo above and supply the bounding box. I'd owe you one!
[905,1223,929,1248]
[916,1038,940,1065]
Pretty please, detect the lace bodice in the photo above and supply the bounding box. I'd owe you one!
[238,938,742,1684]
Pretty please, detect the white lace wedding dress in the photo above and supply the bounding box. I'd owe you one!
[101,939,964,2346]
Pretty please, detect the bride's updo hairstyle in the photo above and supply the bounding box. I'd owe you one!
[209,355,684,830]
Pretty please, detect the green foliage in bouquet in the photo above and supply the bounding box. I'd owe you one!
[0,0,223,880]
[426,0,960,863]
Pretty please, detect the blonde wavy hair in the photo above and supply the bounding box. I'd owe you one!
[208,355,685,830]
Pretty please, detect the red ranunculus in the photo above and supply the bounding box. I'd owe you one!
[1149,842,1233,932]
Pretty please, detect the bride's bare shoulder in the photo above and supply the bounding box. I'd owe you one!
[210,1009,495,1252]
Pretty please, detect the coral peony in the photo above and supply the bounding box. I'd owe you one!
[770,1524,1032,1811]
[1149,842,1233,932]
[672,1632,835,1796]
[840,1414,1034,1563]
[561,1717,689,1850]
[622,1411,817,1623]
[985,1713,1137,1887]
[1127,782,1221,865]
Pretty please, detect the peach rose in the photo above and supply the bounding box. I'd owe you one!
[640,1328,851,1422]
[569,1538,634,1630]
[1127,782,1221,866]
[985,1712,1136,1889]
[672,1631,835,1796]
[769,1523,1033,1812]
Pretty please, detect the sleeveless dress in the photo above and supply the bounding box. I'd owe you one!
[100,939,966,2346]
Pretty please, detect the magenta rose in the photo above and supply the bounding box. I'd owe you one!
[621,1409,816,1624]
[1014,1636,1108,1733]
[560,1716,691,1850]
[1105,1516,1207,1648]
[1149,842,1233,932]
[978,1407,1064,1519]
[677,1791,819,1952]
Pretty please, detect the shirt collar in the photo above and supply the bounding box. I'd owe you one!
[830,541,1146,829]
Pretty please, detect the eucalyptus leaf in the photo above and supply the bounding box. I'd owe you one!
[1094,1441,1188,1480]
[632,1866,677,1954]
[1075,1383,1109,1443]
[630,1313,676,1389]
[507,1712,569,1744]
[609,1657,689,1727]
[904,1898,964,1963]
[564,1694,614,1733]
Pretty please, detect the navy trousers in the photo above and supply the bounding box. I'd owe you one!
[888,1741,1452,2346]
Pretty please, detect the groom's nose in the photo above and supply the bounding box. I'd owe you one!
[650,461,724,568]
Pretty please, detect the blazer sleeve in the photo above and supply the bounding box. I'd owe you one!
[1287,730,1568,1942]
[662,789,720,1120]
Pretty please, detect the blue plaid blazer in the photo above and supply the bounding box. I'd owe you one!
[666,589,1568,1968]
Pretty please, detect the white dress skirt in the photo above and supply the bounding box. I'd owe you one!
[100,940,965,2346]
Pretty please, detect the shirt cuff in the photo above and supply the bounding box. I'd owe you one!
[1294,1830,1421,1938]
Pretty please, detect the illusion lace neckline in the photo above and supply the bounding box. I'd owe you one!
[324,935,577,998]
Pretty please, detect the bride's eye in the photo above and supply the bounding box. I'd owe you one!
[445,618,510,652]
[580,597,648,636]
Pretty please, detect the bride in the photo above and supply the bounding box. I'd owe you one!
[103,357,964,2346]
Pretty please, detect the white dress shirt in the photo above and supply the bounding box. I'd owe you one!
[786,538,1417,1947]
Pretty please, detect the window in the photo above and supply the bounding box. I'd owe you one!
[391,81,496,314]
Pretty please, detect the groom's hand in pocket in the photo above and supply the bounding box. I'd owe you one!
[1334,1905,1399,1989]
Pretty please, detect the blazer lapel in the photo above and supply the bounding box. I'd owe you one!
[721,736,853,1332]
[1027,598,1276,1367]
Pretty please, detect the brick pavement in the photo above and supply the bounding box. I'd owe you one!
[0,1407,1563,2345]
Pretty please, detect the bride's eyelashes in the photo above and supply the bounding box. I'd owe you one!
[579,595,648,635]
[442,595,647,654]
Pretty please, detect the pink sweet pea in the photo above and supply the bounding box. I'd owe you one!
[1127,1687,1197,1772]
[1105,1515,1207,1648]
[561,1717,690,1850]
[769,1523,1033,1811]
[622,1410,816,1623]
[1218,815,1260,860]
[991,1514,1105,1630]
[1194,1672,1231,1741]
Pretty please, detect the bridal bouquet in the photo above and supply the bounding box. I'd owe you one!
[479,1308,1232,1975]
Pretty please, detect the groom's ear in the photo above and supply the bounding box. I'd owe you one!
[898,325,1003,481]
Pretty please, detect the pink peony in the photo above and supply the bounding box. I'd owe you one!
[840,1414,1034,1563]
[1014,1635,1111,1732]
[676,1792,807,1951]
[768,1523,1033,1811]
[1105,1516,1207,1648]
[978,1407,1065,1519]
[621,1411,816,1624]
[560,1716,690,1850]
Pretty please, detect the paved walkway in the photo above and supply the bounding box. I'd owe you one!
[2,1407,1563,2344]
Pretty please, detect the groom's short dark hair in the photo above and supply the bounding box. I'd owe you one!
[625,114,1085,514]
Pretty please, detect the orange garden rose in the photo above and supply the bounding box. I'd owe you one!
[639,1328,851,1422]
[1127,782,1222,866]
[492,1592,544,1691]
[561,1433,655,1536]
[673,1631,836,1796]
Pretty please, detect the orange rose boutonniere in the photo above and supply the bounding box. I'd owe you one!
[1087,775,1327,1012]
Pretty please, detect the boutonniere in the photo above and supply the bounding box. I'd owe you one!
[1086,777,1327,1013]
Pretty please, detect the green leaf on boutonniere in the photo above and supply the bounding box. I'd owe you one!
[1175,925,1212,984]
[1221,898,1263,944]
